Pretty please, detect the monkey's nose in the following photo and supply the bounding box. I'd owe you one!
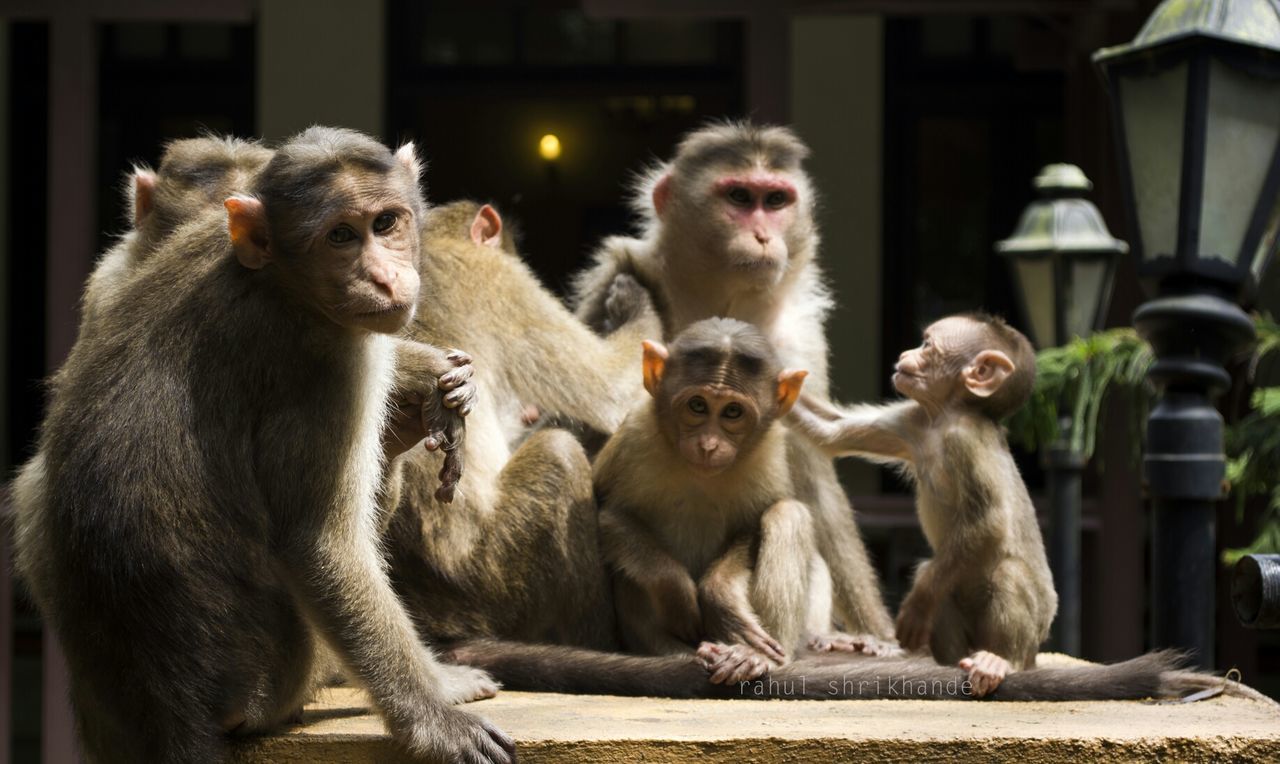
[754,230,770,245]
[369,267,398,297]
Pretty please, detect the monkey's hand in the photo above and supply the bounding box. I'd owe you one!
[434,662,501,704]
[649,572,702,646]
[422,353,473,506]
[696,642,779,685]
[894,590,936,652]
[601,272,656,334]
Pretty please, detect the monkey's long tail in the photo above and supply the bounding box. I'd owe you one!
[446,640,1276,704]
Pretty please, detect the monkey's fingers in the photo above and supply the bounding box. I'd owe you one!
[444,382,478,412]
[474,718,517,764]
[446,349,473,367]
[439,360,474,391]
[740,626,786,663]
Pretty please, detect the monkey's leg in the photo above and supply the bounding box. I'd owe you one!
[789,437,896,641]
[698,538,786,663]
[957,560,1049,696]
[750,499,819,653]
[489,428,615,649]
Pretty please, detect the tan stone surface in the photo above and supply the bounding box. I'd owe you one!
[233,681,1280,763]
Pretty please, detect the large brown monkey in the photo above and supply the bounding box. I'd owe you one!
[81,135,273,330]
[380,200,662,649]
[790,313,1056,697]
[599,318,871,684]
[572,121,896,646]
[11,128,514,763]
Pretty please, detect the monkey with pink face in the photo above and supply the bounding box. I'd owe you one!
[790,312,1056,697]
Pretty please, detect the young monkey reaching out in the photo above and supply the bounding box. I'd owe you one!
[790,313,1056,697]
[597,318,874,684]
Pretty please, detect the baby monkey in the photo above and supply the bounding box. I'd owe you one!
[790,312,1055,697]
[597,318,867,684]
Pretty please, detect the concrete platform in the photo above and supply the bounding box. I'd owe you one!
[233,684,1280,763]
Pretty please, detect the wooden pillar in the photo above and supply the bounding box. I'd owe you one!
[792,14,884,495]
[746,11,790,123]
[43,9,94,763]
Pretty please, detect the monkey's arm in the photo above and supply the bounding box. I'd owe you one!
[698,537,786,663]
[599,507,701,646]
[788,395,915,462]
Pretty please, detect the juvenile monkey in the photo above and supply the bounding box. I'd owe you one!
[597,318,844,683]
[790,312,1055,697]
[572,121,896,649]
[81,136,273,329]
[380,200,662,650]
[11,128,513,763]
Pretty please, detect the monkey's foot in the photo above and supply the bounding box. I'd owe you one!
[696,641,779,685]
[958,650,1012,698]
[435,663,502,704]
[808,632,904,657]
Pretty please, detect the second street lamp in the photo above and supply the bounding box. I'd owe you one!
[997,164,1127,656]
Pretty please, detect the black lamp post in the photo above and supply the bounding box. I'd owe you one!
[1094,0,1280,665]
[997,163,1128,656]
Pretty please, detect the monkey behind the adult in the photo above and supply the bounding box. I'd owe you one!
[791,312,1056,697]
[380,199,662,650]
[81,135,273,330]
[571,121,897,649]
[12,128,514,763]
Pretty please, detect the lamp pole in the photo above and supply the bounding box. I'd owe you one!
[997,163,1126,656]
[1095,0,1280,665]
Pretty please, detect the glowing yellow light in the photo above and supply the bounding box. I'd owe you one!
[539,134,562,161]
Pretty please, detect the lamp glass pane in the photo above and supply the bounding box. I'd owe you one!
[1065,259,1109,340]
[1199,58,1280,268]
[1014,258,1056,347]
[1120,62,1187,262]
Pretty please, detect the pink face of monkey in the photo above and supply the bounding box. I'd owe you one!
[711,173,798,273]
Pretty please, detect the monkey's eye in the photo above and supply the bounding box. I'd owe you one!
[688,397,709,415]
[726,187,752,206]
[373,213,397,233]
[328,226,357,245]
[722,403,744,419]
[764,191,791,209]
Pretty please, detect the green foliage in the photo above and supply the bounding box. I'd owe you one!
[1005,328,1153,460]
[1224,315,1280,564]
[1002,314,1280,565]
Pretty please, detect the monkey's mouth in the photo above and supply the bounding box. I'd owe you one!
[358,303,412,318]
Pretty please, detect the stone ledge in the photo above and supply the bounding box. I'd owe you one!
[233,685,1280,763]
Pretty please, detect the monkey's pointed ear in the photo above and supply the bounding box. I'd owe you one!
[652,174,673,218]
[395,142,423,179]
[642,340,669,397]
[132,168,157,229]
[962,350,1014,398]
[225,195,270,270]
[470,204,503,248]
[775,369,809,416]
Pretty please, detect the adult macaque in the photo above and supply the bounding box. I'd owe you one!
[11,128,513,763]
[82,136,273,330]
[597,318,853,683]
[790,313,1054,697]
[380,200,663,649]
[572,121,896,649]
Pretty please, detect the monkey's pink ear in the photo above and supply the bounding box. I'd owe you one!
[470,204,503,248]
[132,169,157,228]
[652,174,673,218]
[641,340,669,396]
[962,350,1014,398]
[225,195,270,270]
[395,142,423,179]
[775,369,809,416]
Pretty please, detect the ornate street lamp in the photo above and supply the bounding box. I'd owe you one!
[1094,0,1280,664]
[997,163,1127,656]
